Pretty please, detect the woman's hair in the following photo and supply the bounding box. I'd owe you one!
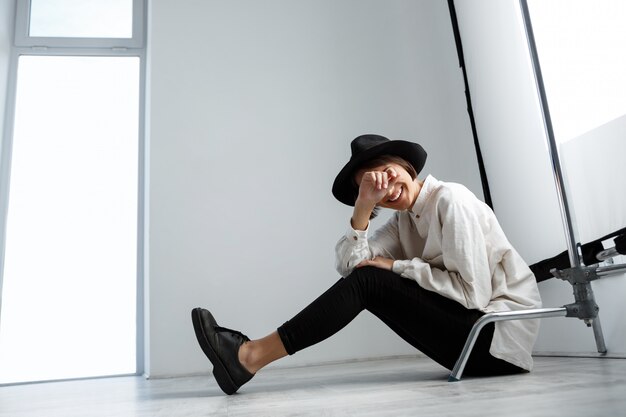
[352,155,418,219]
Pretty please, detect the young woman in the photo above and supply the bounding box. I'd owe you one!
[192,134,542,395]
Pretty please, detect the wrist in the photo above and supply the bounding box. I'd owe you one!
[351,199,375,231]
[354,196,376,212]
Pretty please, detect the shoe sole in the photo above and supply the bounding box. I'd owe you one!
[191,308,239,395]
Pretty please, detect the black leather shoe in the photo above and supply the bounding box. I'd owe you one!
[191,307,255,395]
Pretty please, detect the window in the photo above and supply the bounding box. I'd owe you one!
[15,0,144,47]
[0,0,145,384]
[29,0,134,38]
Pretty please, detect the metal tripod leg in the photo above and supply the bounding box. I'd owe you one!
[591,315,608,354]
[448,307,568,382]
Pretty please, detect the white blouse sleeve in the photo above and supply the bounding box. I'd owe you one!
[391,196,492,309]
[335,212,403,277]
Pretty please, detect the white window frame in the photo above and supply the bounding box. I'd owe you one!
[0,0,147,382]
[14,0,145,48]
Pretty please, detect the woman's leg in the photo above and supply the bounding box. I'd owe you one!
[238,331,287,374]
[242,266,522,376]
[238,278,347,374]
[345,267,522,376]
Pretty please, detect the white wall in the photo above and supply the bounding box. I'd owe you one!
[455,0,626,356]
[147,0,482,377]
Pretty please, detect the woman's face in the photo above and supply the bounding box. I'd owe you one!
[354,162,422,211]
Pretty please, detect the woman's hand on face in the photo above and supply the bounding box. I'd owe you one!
[356,256,394,271]
[356,168,398,207]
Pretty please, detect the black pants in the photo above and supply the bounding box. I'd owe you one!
[277,266,524,376]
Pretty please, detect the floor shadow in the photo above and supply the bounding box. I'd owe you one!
[144,389,226,399]
[241,368,450,395]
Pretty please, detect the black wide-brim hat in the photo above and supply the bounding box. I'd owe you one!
[332,134,427,206]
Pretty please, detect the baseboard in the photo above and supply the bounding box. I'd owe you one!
[533,351,626,359]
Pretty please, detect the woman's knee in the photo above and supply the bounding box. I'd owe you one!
[345,265,382,283]
[344,266,397,303]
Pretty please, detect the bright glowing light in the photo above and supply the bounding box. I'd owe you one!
[0,56,139,384]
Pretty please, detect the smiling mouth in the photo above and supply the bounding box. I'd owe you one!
[388,186,403,203]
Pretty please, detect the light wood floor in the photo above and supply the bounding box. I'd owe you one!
[2,356,625,417]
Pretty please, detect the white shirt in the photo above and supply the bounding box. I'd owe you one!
[335,175,542,370]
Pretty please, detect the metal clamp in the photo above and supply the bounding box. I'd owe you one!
[550,266,601,320]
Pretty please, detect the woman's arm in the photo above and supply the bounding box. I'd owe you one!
[335,168,403,276]
[351,168,398,230]
[335,214,401,276]
[392,195,493,309]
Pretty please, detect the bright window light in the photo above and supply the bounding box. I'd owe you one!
[0,56,139,384]
[29,0,133,38]
[528,0,626,143]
